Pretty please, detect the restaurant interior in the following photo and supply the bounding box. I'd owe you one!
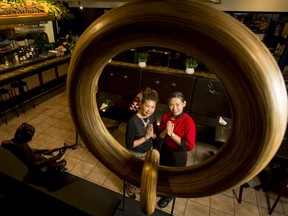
[0,0,288,215]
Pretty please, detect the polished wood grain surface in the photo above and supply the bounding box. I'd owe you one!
[67,0,287,208]
[140,149,160,215]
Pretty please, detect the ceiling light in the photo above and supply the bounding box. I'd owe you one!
[78,1,83,10]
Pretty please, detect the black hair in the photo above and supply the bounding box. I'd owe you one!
[13,122,35,144]
[142,87,159,103]
[167,91,186,103]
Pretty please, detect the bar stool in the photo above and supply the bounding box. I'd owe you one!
[0,88,19,124]
[10,80,35,114]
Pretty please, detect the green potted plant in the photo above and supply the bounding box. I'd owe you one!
[136,52,149,67]
[184,58,198,74]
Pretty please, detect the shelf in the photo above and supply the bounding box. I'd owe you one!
[0,15,54,26]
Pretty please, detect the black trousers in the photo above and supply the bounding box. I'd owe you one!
[158,143,187,202]
[159,143,187,167]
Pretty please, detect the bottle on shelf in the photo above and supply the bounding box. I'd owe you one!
[4,56,9,66]
[25,47,30,60]
[29,47,33,59]
[21,47,27,62]
[14,51,19,63]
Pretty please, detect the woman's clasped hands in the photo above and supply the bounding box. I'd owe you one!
[146,124,156,139]
[166,121,174,137]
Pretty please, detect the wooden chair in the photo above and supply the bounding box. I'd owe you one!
[268,174,288,215]
[237,159,288,215]
[236,183,250,204]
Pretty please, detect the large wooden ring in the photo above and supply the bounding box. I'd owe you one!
[140,149,160,215]
[67,0,287,197]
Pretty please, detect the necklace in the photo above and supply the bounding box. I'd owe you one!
[137,113,150,128]
[141,117,150,128]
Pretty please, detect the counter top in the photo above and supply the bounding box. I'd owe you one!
[0,54,71,84]
[0,55,216,86]
[0,54,56,74]
[110,60,218,79]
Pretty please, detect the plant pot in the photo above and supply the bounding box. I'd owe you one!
[185,68,195,74]
[138,62,146,68]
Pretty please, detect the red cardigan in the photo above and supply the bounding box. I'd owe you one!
[158,112,196,151]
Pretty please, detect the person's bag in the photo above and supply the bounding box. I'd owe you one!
[128,91,143,112]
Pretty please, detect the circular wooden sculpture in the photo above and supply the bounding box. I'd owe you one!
[67,0,287,210]
[140,149,160,215]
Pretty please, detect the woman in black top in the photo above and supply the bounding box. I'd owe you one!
[125,87,159,198]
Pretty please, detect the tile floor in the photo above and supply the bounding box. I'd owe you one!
[1,87,288,216]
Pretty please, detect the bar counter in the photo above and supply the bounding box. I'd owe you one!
[0,54,71,86]
[0,54,216,87]
[0,54,71,117]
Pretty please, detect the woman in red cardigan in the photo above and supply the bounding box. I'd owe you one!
[157,91,196,208]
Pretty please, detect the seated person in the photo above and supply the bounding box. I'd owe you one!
[1,122,67,174]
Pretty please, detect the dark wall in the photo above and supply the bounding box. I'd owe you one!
[56,8,108,38]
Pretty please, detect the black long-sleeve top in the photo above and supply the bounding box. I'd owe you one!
[125,114,158,153]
